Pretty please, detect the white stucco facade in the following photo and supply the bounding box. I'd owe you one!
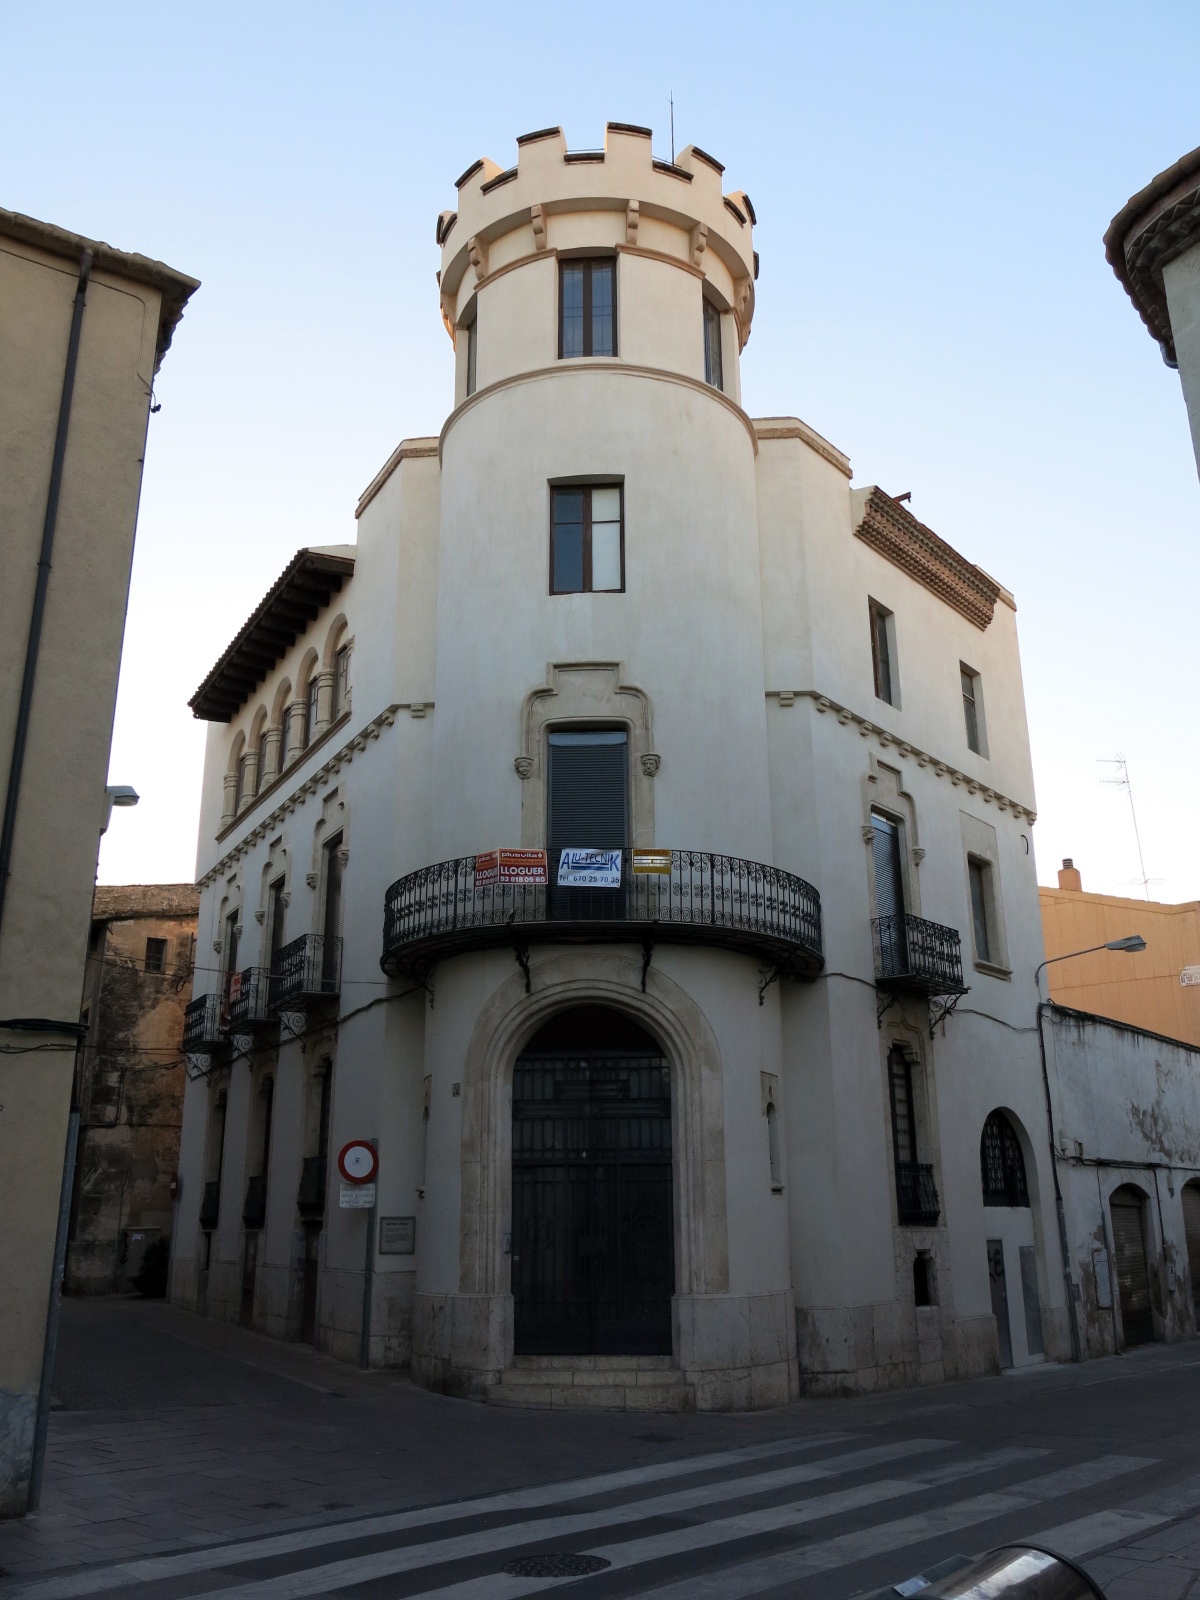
[172,123,1073,1408]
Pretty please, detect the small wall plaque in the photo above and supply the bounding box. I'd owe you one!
[379,1215,416,1255]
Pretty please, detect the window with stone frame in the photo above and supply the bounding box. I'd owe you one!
[550,484,624,594]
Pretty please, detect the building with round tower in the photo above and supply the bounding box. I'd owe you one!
[172,121,1072,1409]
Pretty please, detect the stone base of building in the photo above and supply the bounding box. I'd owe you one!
[796,1304,1001,1394]
[0,1388,36,1518]
[410,1290,799,1411]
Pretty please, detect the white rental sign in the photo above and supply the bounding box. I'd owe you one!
[340,1182,376,1209]
[557,848,622,887]
[1181,966,1200,987]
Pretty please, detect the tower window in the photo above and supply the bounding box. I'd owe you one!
[465,318,477,397]
[703,298,723,390]
[560,259,616,358]
[550,484,624,594]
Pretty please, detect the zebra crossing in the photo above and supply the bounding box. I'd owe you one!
[10,1429,1192,1600]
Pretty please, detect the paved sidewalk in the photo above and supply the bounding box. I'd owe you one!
[2,1298,1200,1599]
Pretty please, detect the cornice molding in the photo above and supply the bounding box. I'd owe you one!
[199,704,411,888]
[356,438,440,520]
[767,687,1036,822]
[439,361,758,463]
[753,417,852,478]
[1105,143,1200,364]
[852,488,1001,630]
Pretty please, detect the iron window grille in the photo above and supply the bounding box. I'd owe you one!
[981,1110,1029,1206]
[559,258,616,357]
[550,484,624,594]
[144,937,167,975]
[896,1161,941,1227]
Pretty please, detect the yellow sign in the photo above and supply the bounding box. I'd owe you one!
[633,849,672,874]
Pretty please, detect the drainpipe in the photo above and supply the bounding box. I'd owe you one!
[1036,1000,1083,1362]
[0,248,93,940]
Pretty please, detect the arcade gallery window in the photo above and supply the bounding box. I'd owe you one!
[550,485,624,594]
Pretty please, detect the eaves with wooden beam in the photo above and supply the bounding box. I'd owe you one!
[189,547,356,722]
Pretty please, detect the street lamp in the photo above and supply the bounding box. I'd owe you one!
[1035,934,1146,995]
[1035,931,1146,1365]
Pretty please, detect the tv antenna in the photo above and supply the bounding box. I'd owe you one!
[1099,755,1152,900]
[669,91,675,163]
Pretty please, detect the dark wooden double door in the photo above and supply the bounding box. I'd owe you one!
[511,1010,674,1356]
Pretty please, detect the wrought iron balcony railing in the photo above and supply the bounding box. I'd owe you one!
[895,1161,941,1227]
[872,913,967,997]
[227,967,277,1030]
[382,848,823,985]
[297,1155,327,1221]
[183,992,226,1050]
[199,1179,221,1231]
[242,1175,267,1230]
[270,933,341,1009]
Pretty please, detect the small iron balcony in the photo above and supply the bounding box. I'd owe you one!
[381,848,824,984]
[242,1175,267,1230]
[896,1161,941,1227]
[297,1155,327,1221]
[183,993,226,1050]
[872,913,967,998]
[199,1180,221,1231]
[227,967,277,1030]
[271,933,342,1010]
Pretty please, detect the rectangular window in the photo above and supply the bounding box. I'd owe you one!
[550,484,624,594]
[968,856,992,963]
[547,730,628,848]
[559,258,616,357]
[871,814,905,919]
[888,1045,917,1167]
[869,600,896,705]
[144,937,167,975]
[333,645,351,718]
[268,877,287,968]
[961,664,985,755]
[223,910,240,987]
[465,318,477,397]
[703,297,723,390]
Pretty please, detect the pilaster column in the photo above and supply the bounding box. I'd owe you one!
[314,670,335,736]
[261,728,283,787]
[221,773,238,827]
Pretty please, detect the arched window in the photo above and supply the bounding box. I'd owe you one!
[981,1111,1029,1207]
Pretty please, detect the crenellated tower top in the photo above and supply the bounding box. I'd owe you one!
[435,122,758,352]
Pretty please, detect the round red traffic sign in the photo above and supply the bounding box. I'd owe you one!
[338,1140,378,1184]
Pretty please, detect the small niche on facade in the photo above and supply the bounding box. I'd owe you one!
[913,1250,936,1307]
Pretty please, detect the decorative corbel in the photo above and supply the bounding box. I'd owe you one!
[468,234,488,281]
[861,825,876,844]
[254,910,265,924]
[514,756,534,779]
[625,200,640,246]
[689,223,708,268]
[530,203,547,250]
[306,872,318,890]
[640,753,661,777]
[337,847,350,868]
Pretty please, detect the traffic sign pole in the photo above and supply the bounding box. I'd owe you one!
[359,1139,377,1369]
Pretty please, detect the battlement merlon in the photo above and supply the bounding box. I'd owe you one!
[436,122,758,349]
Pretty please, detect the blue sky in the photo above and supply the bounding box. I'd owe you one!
[3,1,1198,902]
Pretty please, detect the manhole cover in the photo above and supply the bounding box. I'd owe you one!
[503,1554,611,1578]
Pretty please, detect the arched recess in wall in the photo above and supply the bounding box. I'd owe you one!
[1182,1179,1200,1324]
[1109,1182,1156,1349]
[322,612,350,670]
[979,1105,1047,1361]
[456,947,729,1315]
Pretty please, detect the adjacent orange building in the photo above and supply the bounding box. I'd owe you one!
[1040,860,1200,1047]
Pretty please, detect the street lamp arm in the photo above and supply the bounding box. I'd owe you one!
[1034,934,1147,994]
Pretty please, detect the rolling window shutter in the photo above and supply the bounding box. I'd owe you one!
[872,816,904,918]
[547,732,628,849]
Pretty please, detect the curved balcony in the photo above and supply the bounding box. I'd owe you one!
[381,848,823,986]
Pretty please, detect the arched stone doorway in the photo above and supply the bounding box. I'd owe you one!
[980,1108,1044,1367]
[511,1005,674,1357]
[1110,1184,1155,1348]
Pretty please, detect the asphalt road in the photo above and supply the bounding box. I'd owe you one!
[2,1299,1198,1600]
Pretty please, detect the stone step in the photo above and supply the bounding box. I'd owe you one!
[511,1354,675,1372]
[487,1362,695,1412]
